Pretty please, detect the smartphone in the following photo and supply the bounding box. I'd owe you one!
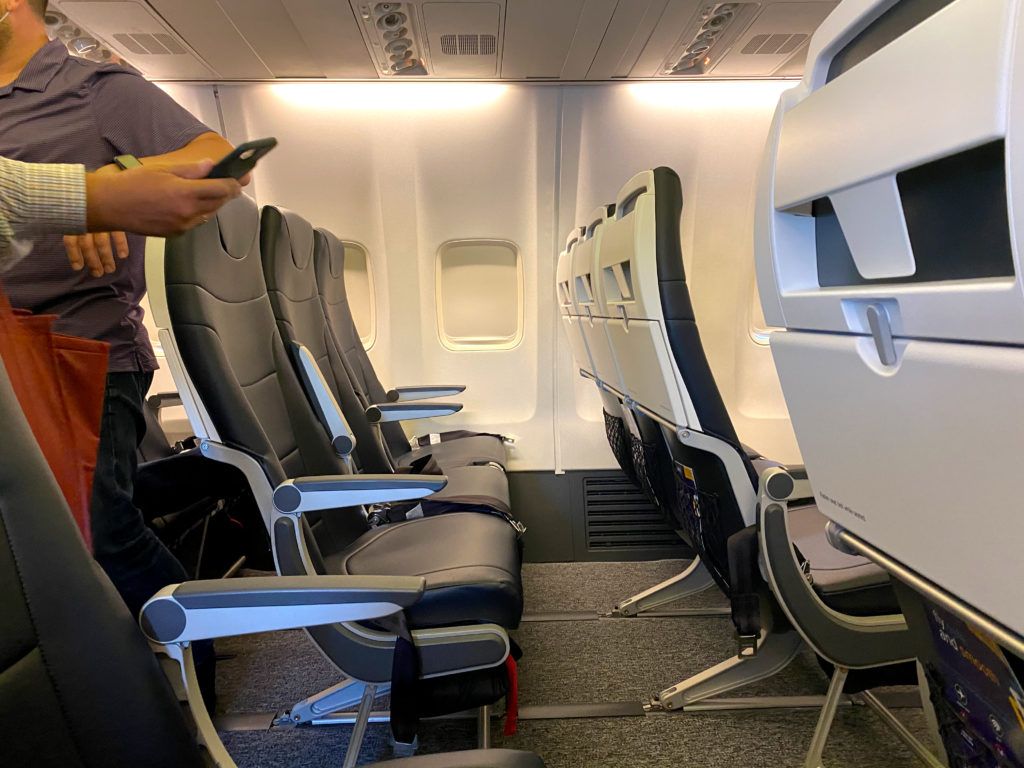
[205,137,277,179]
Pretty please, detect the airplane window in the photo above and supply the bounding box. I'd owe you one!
[340,241,376,350]
[435,239,523,351]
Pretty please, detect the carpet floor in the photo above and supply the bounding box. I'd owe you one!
[214,559,940,767]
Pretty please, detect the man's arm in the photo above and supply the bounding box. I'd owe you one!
[0,155,241,273]
[0,156,86,269]
[100,132,239,176]
[64,132,246,277]
[67,66,250,276]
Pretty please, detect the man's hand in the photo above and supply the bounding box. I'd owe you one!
[73,159,242,275]
[64,232,129,278]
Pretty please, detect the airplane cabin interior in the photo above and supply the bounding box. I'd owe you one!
[2,0,1023,767]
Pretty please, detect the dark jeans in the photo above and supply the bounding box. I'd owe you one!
[89,371,188,619]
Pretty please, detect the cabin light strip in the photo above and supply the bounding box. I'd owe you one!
[270,82,507,110]
[628,81,793,109]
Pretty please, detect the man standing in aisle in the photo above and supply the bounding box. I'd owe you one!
[0,0,242,633]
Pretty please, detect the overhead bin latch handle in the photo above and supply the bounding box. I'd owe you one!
[865,303,897,366]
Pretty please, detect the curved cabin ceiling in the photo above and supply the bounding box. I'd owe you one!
[49,0,838,82]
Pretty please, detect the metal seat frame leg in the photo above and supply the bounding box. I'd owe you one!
[282,678,391,725]
[477,705,491,749]
[342,683,378,768]
[612,557,728,617]
[804,667,848,768]
[649,629,805,711]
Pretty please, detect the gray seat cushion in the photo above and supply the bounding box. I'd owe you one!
[787,504,901,616]
[371,749,545,768]
[324,512,523,629]
[398,434,508,473]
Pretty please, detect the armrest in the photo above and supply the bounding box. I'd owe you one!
[140,575,426,644]
[386,385,466,402]
[273,474,448,514]
[290,342,356,457]
[147,392,183,410]
[365,402,463,423]
[761,465,812,502]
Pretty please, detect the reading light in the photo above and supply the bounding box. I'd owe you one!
[272,83,507,111]
[629,81,793,110]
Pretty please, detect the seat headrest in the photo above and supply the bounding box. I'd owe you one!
[261,206,318,301]
[217,192,261,260]
[314,227,348,301]
[166,193,264,304]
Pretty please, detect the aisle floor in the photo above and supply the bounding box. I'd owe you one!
[215,560,937,767]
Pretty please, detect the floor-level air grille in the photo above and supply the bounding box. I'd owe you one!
[583,476,682,550]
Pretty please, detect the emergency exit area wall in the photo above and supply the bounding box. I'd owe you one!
[152,80,800,470]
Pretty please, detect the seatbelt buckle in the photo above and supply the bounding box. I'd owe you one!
[367,503,390,527]
[736,632,759,658]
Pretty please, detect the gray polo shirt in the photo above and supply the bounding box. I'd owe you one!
[0,40,212,372]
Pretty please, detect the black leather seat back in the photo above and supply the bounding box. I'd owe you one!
[313,228,410,462]
[0,355,204,768]
[652,166,754,592]
[163,195,365,560]
[260,207,393,475]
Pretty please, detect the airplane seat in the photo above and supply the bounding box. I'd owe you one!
[312,227,510,473]
[571,205,621,392]
[597,165,917,712]
[571,203,671,504]
[555,227,592,378]
[134,395,271,578]
[0,346,543,768]
[259,205,516,525]
[756,0,1024,761]
[152,194,524,740]
[558,224,642,487]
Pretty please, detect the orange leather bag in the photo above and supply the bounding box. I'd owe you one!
[0,283,109,551]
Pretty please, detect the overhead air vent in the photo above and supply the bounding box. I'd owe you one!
[439,33,496,56]
[54,0,214,78]
[350,2,429,76]
[423,3,500,77]
[112,32,188,56]
[740,32,807,55]
[712,1,838,77]
[660,2,759,76]
[44,5,115,64]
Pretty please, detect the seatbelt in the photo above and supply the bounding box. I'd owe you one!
[377,611,420,745]
[727,523,762,656]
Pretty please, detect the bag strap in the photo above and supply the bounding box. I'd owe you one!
[376,610,421,745]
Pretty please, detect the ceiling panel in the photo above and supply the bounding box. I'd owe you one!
[628,0,703,77]
[281,0,377,78]
[501,0,586,79]
[216,0,323,77]
[58,0,217,78]
[586,0,669,80]
[559,0,617,80]
[711,1,837,76]
[60,0,839,81]
[145,0,272,79]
